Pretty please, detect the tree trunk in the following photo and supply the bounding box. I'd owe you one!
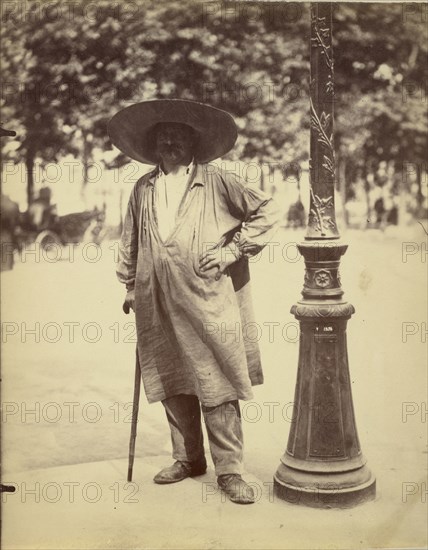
[363,159,371,228]
[394,160,407,227]
[337,153,348,229]
[297,171,302,203]
[82,130,90,187]
[26,150,35,207]
[259,158,265,191]
[416,162,424,216]
[81,131,93,208]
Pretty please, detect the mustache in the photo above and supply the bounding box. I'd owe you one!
[157,143,183,153]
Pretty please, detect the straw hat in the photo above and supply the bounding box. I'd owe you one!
[108,99,238,165]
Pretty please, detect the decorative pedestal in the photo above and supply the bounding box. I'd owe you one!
[274,242,376,508]
[274,3,376,508]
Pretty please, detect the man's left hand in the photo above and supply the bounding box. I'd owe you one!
[123,288,135,314]
[199,245,238,280]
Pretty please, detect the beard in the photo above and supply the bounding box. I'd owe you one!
[158,144,185,162]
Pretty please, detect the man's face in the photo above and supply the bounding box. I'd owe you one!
[154,122,194,166]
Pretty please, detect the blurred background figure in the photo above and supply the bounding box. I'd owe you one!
[373,196,387,228]
[1,193,20,271]
[26,187,57,231]
[287,200,306,228]
[283,161,306,229]
[1,125,18,270]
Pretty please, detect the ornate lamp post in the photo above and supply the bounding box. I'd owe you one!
[273,3,376,508]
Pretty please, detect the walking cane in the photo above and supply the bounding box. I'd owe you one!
[123,299,141,483]
[127,351,141,482]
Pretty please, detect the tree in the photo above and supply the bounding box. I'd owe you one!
[1,1,426,218]
[333,3,427,221]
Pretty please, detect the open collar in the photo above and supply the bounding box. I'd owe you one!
[147,163,206,189]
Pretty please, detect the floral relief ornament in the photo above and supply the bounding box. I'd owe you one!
[314,269,332,288]
[308,188,337,235]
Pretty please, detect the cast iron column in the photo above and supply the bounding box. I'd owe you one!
[273,3,376,508]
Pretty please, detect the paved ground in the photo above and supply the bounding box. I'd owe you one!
[1,225,427,549]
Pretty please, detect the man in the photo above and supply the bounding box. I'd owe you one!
[1,193,20,271]
[109,99,280,504]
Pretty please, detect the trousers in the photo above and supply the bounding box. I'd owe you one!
[162,394,244,476]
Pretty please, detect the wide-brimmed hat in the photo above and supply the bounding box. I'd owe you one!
[108,99,238,165]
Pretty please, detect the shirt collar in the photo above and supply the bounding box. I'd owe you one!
[148,162,205,188]
[158,159,194,178]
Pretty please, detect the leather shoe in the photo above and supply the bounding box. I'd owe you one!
[217,474,255,504]
[153,458,207,484]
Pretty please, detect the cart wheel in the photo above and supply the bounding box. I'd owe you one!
[35,230,62,251]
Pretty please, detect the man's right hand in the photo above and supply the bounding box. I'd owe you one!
[123,288,135,314]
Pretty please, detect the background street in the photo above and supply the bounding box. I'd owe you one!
[1,225,427,549]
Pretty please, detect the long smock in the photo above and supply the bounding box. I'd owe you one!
[117,163,281,407]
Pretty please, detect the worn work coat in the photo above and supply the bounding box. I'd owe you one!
[117,163,280,407]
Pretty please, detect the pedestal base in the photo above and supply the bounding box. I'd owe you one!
[274,465,376,509]
[273,240,376,509]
